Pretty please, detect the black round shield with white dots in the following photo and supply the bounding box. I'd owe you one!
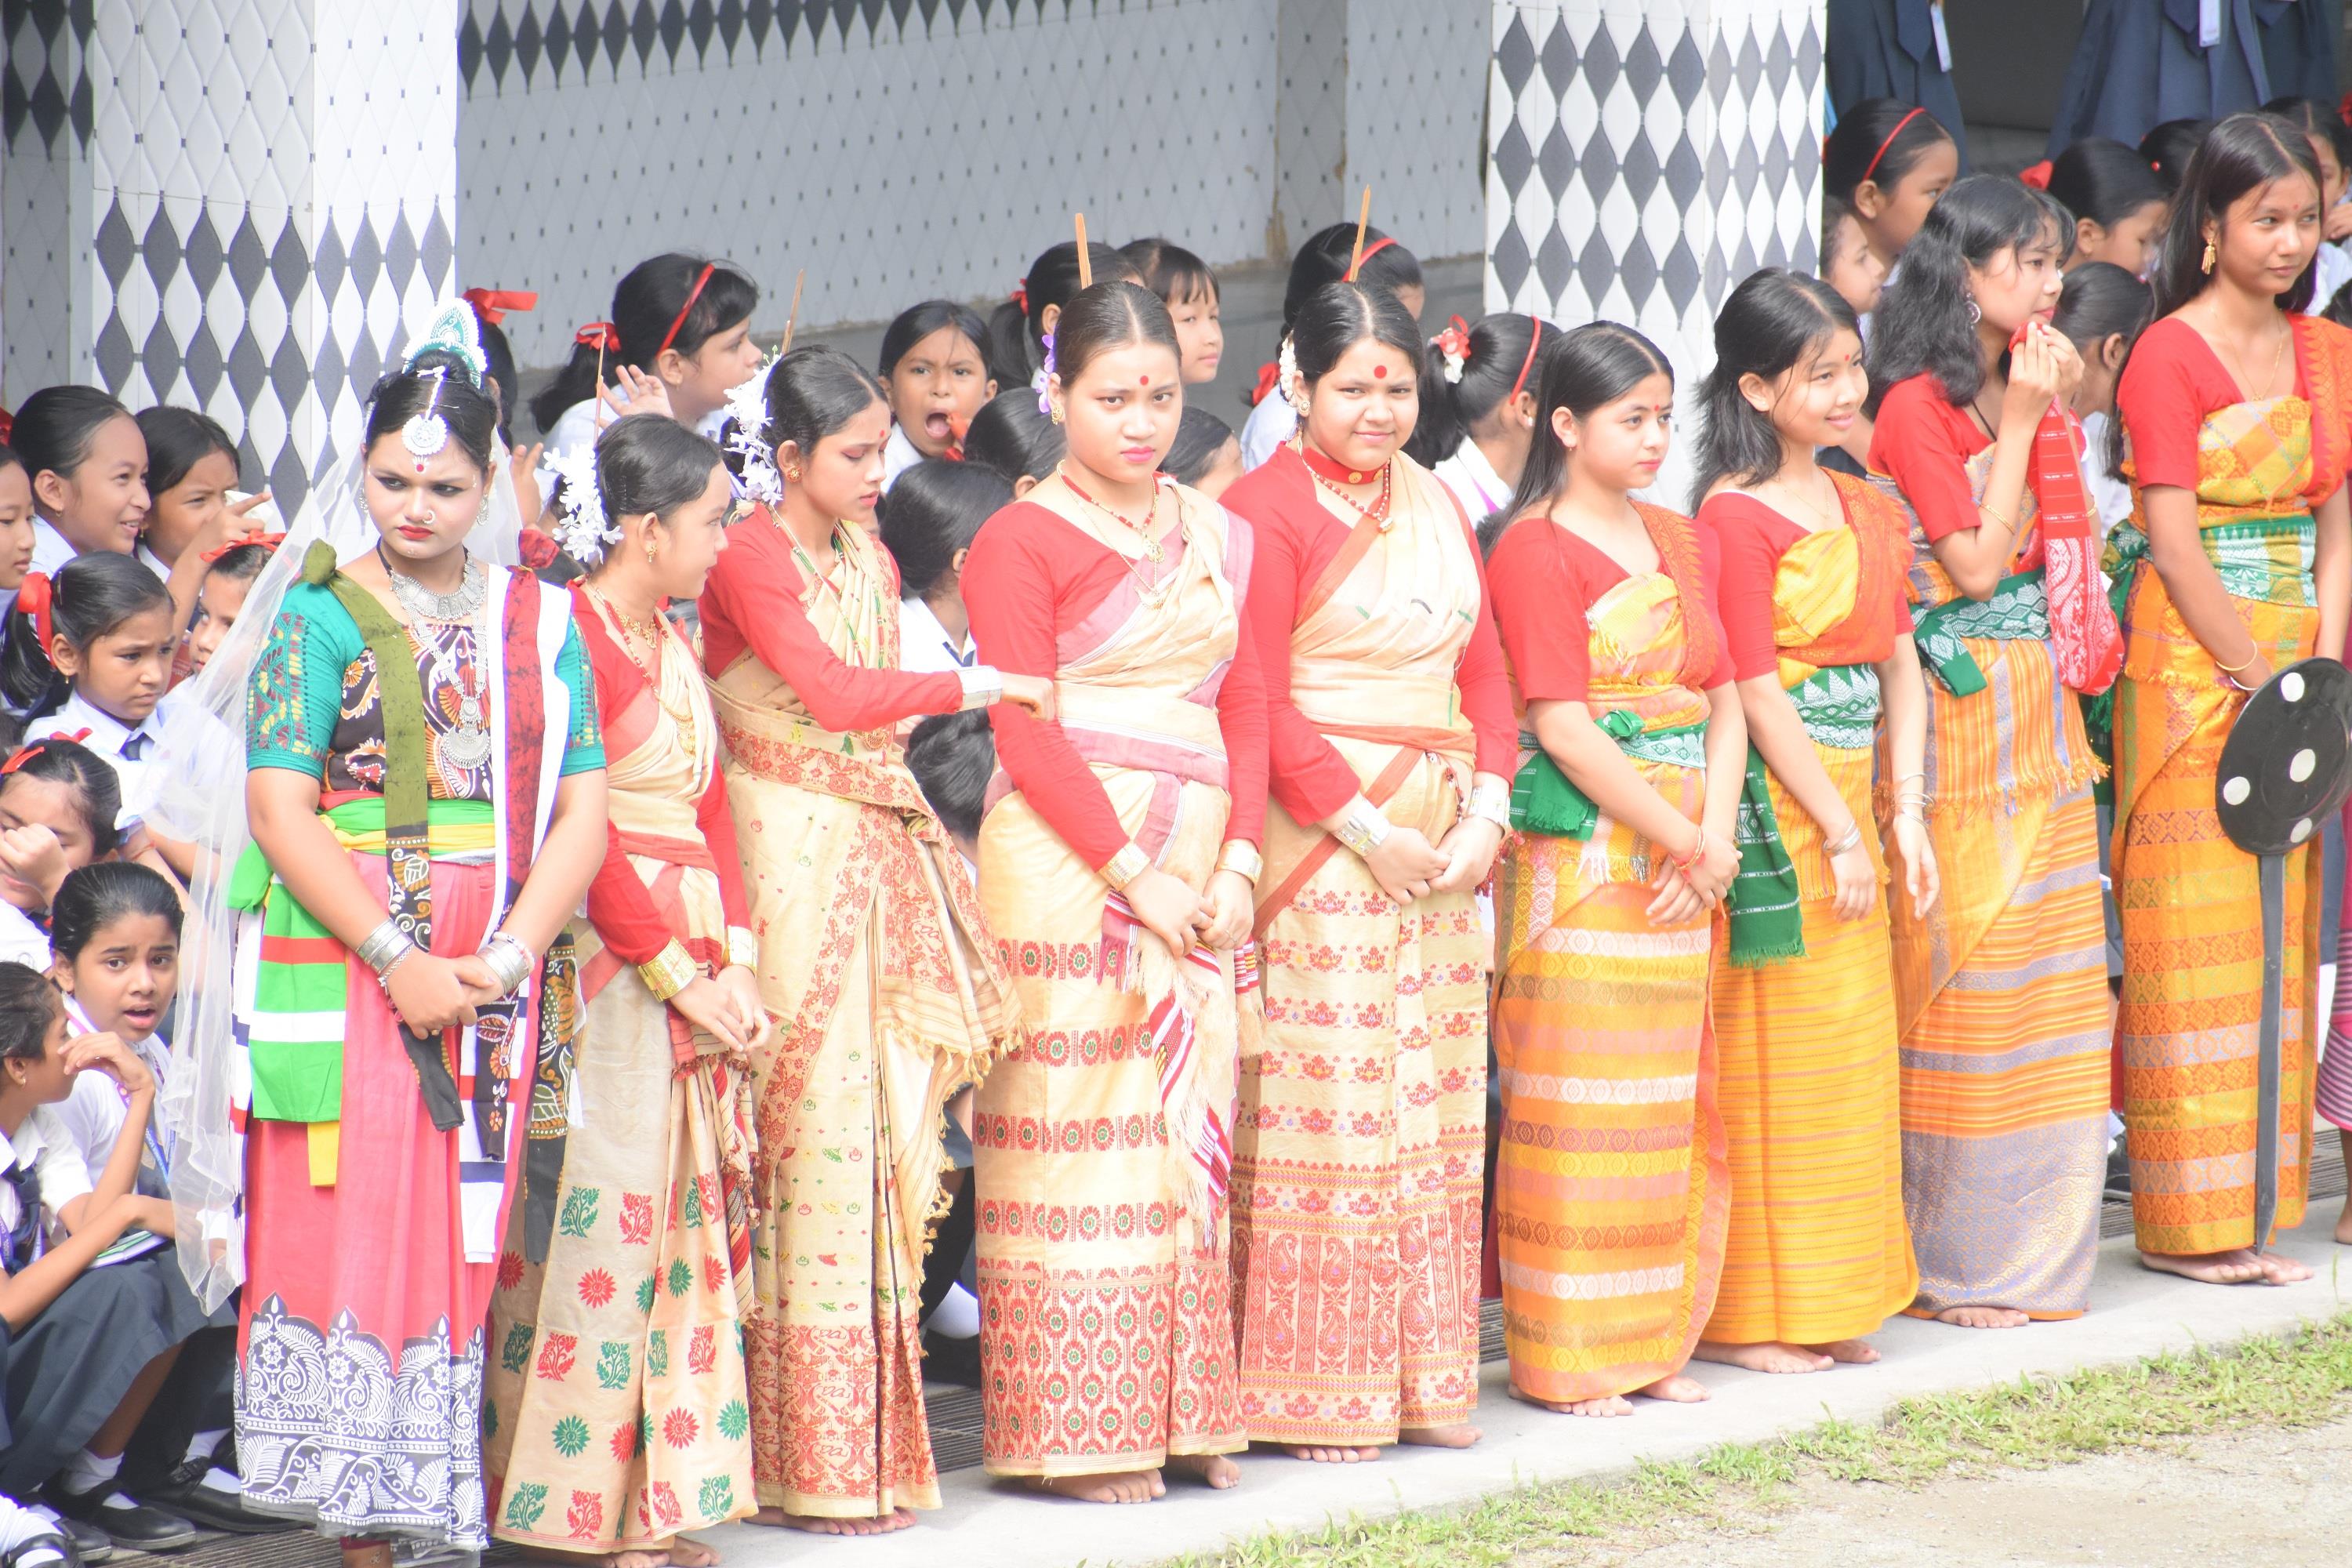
[2215,658,2352,857]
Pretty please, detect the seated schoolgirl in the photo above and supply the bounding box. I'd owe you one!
[0,553,180,836]
[1242,223,1425,469]
[132,408,274,633]
[879,458,1012,674]
[1161,405,1244,499]
[529,252,763,464]
[1123,238,1225,385]
[878,300,997,487]
[0,962,264,1551]
[0,737,123,970]
[48,863,180,1196]
[0,445,33,626]
[9,388,148,580]
[959,387,1066,498]
[980,241,1141,392]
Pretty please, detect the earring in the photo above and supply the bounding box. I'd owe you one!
[1965,297,1981,325]
[2201,239,2217,274]
[645,534,658,566]
[1049,406,1065,426]
[782,462,802,481]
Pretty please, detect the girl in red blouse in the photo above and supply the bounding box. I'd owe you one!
[700,347,1049,1535]
[1690,268,1934,1377]
[1863,176,2114,1329]
[1484,324,1744,1417]
[962,281,1268,1502]
[485,415,764,1566]
[1219,281,1514,1461]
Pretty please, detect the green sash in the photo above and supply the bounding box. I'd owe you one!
[1911,568,2049,696]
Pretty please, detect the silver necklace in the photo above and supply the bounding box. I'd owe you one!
[381,550,495,778]
[381,547,486,622]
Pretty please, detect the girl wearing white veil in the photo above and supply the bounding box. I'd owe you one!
[154,304,607,1568]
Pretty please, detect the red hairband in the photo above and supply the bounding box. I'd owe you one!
[201,528,285,564]
[462,287,538,325]
[575,321,622,352]
[0,408,12,444]
[1508,318,1543,403]
[1012,277,1030,316]
[1860,107,1926,185]
[2,730,91,775]
[14,572,53,652]
[655,263,717,357]
[2019,160,2053,191]
[1348,235,1399,281]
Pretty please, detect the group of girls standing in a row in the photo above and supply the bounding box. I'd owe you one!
[2,103,2329,1568]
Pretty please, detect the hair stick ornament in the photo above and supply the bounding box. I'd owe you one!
[779,269,806,357]
[1346,186,1374,281]
[1075,214,1092,287]
[404,365,452,471]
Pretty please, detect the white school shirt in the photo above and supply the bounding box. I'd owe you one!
[898,597,974,675]
[1432,437,1512,526]
[2,1106,92,1254]
[2078,412,2135,535]
[538,400,731,495]
[1240,394,1298,473]
[27,518,74,580]
[0,904,48,970]
[881,425,924,492]
[49,996,172,1193]
[41,688,183,831]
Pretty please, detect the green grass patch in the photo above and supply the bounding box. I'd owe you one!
[1156,1312,2352,1568]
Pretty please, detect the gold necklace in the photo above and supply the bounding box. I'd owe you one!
[586,586,699,755]
[2213,313,2290,402]
[1058,469,1179,605]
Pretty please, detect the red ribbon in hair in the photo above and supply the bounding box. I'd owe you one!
[655,263,717,357]
[1247,361,1282,408]
[1432,314,1472,367]
[1508,317,1544,402]
[1861,106,1926,184]
[200,528,286,564]
[1012,277,1030,316]
[2,729,93,774]
[516,528,562,572]
[463,288,539,325]
[2019,160,2054,190]
[575,321,622,352]
[14,572,53,652]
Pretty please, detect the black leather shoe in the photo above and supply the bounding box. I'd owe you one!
[131,1459,277,1535]
[48,1518,107,1564]
[0,1527,82,1568]
[38,1483,194,1555]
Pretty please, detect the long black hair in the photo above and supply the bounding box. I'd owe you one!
[982,242,1140,389]
[1281,223,1423,332]
[49,860,181,962]
[1406,312,1555,467]
[879,459,1011,599]
[2147,111,2322,322]
[1691,269,1857,504]
[960,388,1065,485]
[1121,237,1219,307]
[592,416,728,532]
[134,407,238,499]
[2053,260,2154,356]
[2140,118,2213,194]
[1823,98,1955,205]
[1289,281,1422,387]
[1497,322,1674,532]
[2263,96,2352,172]
[528,254,757,434]
[1865,174,2066,412]
[2046,136,2167,234]
[11,387,133,491]
[1,551,172,719]
[1051,281,1181,389]
[760,347,887,465]
[0,735,122,856]
[0,962,59,1066]
[470,309,522,448]
[879,299,993,379]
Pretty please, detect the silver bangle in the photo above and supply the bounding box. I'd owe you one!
[356,918,417,976]
[957,664,1006,712]
[1466,777,1512,830]
[478,931,537,998]
[1334,798,1392,858]
[1824,820,1865,857]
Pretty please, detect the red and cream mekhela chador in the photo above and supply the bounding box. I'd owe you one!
[1696,478,1918,1348]
[1218,443,1513,1446]
[960,474,1268,1480]
[1868,377,2110,1318]
[1483,505,1733,1404]
[484,586,761,1553]
[699,514,1018,1519]
[2116,316,2352,1251]
[234,551,601,1556]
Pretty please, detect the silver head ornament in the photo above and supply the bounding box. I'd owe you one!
[403,366,452,460]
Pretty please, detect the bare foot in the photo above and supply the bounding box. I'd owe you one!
[1510,1384,1633,1417]
[1277,1443,1381,1463]
[659,1539,719,1568]
[2139,1249,2267,1286]
[1634,1373,1710,1403]
[1803,1338,1882,1365]
[1693,1339,1833,1374]
[1023,1470,1164,1504]
[745,1507,913,1535]
[1935,1305,2031,1328]
[1165,1453,1241,1489]
[2254,1250,2314,1284]
[343,1545,394,1568]
[1398,1422,1481,1448]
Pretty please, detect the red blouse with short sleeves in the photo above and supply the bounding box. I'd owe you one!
[1484,508,1733,702]
[1699,490,1915,683]
[2115,316,2310,493]
[1869,375,1989,543]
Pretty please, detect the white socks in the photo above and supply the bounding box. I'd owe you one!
[57,1446,122,1496]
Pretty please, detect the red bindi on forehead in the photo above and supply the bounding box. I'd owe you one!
[1373,365,1388,379]
[1139,376,1150,387]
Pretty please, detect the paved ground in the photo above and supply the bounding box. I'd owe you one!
[1592,1412,2352,1568]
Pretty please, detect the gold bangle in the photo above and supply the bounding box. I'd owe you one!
[1102,841,1152,892]
[2213,645,2260,675]
[1215,840,1263,884]
[1978,504,2012,532]
[637,940,699,1003]
[725,926,759,970]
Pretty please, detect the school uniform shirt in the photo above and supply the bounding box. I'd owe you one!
[1432,437,1512,526]
[897,595,975,675]
[27,517,74,579]
[882,424,924,492]
[537,400,731,496]
[42,687,184,831]
[0,905,46,970]
[1240,393,1300,472]
[49,998,172,1196]
[135,542,170,583]
[2,1107,92,1254]
[2311,242,2352,314]
[2078,411,2136,533]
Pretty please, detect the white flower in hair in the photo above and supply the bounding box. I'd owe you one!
[546,445,619,567]
[721,355,782,506]
[1279,336,1307,414]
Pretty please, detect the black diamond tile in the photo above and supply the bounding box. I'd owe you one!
[1664,132,1703,207]
[543,4,573,81]
[1556,224,1595,302]
[183,209,224,295]
[421,206,455,292]
[1797,16,1822,81]
[1661,234,1700,307]
[631,0,660,65]
[746,0,775,59]
[1765,24,1793,93]
[344,216,383,292]
[1493,118,1534,198]
[1733,127,1761,200]
[1581,18,1620,96]
[1623,27,1662,105]
[67,60,88,144]
[1666,26,1704,103]
[686,0,714,61]
[268,216,310,310]
[3,63,29,147]
[458,7,484,90]
[717,0,745,57]
[141,201,181,293]
[1537,122,1575,199]
[1735,30,1762,100]
[516,5,544,82]
[27,0,68,48]
[225,212,268,298]
[93,313,135,393]
[347,331,385,401]
[603,0,631,68]
[1617,231,1657,307]
[383,211,417,293]
[23,68,67,152]
[1763,126,1791,198]
[1492,223,1531,301]
[311,216,346,301]
[140,314,180,401]
[488,5,515,85]
[1495,12,1534,97]
[1733,230,1759,281]
[183,322,223,401]
[1536,15,1576,99]
[1705,140,1730,205]
[268,332,308,411]
[270,446,310,522]
[1620,131,1660,205]
[93,200,136,286]
[572,2,601,77]
[223,324,266,402]
[310,335,346,418]
[656,0,686,64]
